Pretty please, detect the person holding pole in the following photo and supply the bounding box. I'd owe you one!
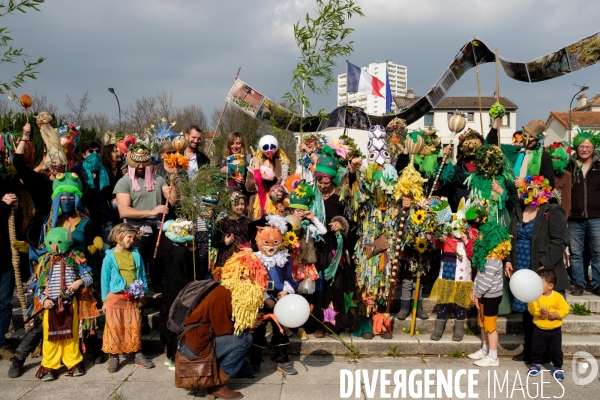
[114,143,178,293]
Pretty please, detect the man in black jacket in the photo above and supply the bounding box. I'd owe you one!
[567,133,600,296]
[183,125,210,174]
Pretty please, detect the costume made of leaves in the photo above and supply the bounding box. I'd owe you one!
[471,221,512,272]
[342,162,402,315]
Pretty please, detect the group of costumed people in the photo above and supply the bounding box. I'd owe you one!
[0,97,585,396]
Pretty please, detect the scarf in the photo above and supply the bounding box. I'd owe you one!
[128,166,156,192]
[82,152,110,190]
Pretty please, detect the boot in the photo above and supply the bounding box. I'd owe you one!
[430,319,447,341]
[395,299,411,320]
[416,298,429,320]
[452,320,465,342]
[207,369,243,400]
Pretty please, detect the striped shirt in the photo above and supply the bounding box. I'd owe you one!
[38,262,93,304]
[473,258,503,298]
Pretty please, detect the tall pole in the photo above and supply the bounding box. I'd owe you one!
[207,67,241,156]
[569,85,589,144]
[108,88,122,132]
[495,49,500,146]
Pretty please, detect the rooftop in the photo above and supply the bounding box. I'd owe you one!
[393,96,518,110]
[547,111,600,128]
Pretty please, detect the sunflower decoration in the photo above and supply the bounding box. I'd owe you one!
[414,237,428,254]
[164,152,189,171]
[412,209,427,225]
[283,231,299,249]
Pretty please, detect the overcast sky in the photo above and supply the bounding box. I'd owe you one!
[4,0,600,130]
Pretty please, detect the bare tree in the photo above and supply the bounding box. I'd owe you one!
[155,90,175,123]
[0,97,11,115]
[64,89,90,127]
[30,92,59,116]
[85,112,111,133]
[122,94,157,135]
[174,104,208,134]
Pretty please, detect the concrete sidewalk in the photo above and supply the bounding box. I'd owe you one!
[1,352,599,399]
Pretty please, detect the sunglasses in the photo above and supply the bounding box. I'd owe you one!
[87,149,100,154]
[262,144,277,151]
[166,151,175,155]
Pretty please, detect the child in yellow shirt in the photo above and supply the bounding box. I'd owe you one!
[527,269,569,381]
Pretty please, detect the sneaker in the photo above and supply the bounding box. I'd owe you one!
[70,366,85,377]
[8,357,25,378]
[528,363,542,376]
[552,367,565,381]
[164,357,175,371]
[107,355,120,373]
[297,328,309,341]
[474,355,500,367]
[594,286,600,297]
[277,362,298,375]
[468,348,488,360]
[41,372,55,382]
[134,352,155,369]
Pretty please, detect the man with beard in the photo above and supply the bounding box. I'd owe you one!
[114,143,178,292]
[183,125,210,174]
[180,249,268,399]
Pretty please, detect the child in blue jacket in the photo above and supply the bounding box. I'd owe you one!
[101,223,154,372]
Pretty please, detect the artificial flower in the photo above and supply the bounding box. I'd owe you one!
[412,210,427,225]
[164,153,190,171]
[415,237,428,253]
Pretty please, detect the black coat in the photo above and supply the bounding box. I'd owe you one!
[567,155,600,220]
[507,203,570,291]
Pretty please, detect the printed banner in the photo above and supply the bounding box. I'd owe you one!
[226,32,600,130]
[225,78,296,130]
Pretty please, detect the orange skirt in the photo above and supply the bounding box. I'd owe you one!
[101,293,142,354]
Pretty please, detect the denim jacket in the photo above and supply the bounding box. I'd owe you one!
[101,247,148,301]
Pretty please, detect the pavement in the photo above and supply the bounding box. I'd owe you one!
[1,352,599,400]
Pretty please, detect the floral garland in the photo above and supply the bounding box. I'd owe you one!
[471,221,511,271]
[517,175,552,208]
[545,142,571,175]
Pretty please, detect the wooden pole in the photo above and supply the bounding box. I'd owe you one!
[476,65,484,136]
[495,49,501,146]
[383,208,407,324]
[409,270,421,336]
[9,206,27,320]
[207,67,241,156]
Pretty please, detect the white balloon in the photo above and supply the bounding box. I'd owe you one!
[273,294,310,328]
[509,269,544,303]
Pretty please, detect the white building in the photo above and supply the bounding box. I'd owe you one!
[545,93,600,144]
[394,94,519,147]
[337,61,407,115]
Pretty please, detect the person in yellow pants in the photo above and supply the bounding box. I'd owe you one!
[38,299,84,380]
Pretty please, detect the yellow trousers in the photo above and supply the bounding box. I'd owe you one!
[41,299,83,370]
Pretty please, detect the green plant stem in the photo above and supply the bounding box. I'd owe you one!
[310,313,361,358]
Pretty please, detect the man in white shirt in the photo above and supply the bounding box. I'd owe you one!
[184,125,210,174]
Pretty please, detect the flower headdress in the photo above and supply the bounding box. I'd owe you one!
[517,175,553,208]
[545,142,571,175]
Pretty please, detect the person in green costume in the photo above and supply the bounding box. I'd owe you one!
[486,116,554,189]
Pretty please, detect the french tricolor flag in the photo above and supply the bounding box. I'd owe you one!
[346,61,386,98]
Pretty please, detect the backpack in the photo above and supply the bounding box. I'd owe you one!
[167,279,219,336]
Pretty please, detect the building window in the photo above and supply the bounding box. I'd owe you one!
[489,113,511,127]
[447,112,453,121]
[424,112,434,127]
[467,112,474,121]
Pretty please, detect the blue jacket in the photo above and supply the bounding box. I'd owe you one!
[101,247,148,301]
[265,258,298,296]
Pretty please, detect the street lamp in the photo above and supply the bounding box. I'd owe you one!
[108,88,122,132]
[568,84,589,144]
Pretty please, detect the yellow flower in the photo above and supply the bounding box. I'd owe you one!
[284,231,299,247]
[415,237,428,253]
[294,186,307,198]
[412,210,426,225]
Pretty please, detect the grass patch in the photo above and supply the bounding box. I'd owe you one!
[570,302,592,316]
[463,324,479,336]
[387,346,402,358]
[447,350,466,358]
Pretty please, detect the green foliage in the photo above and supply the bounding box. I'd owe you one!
[463,323,479,336]
[0,1,46,94]
[570,302,592,316]
[283,0,364,119]
[447,350,466,358]
[175,164,232,222]
[387,345,402,358]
